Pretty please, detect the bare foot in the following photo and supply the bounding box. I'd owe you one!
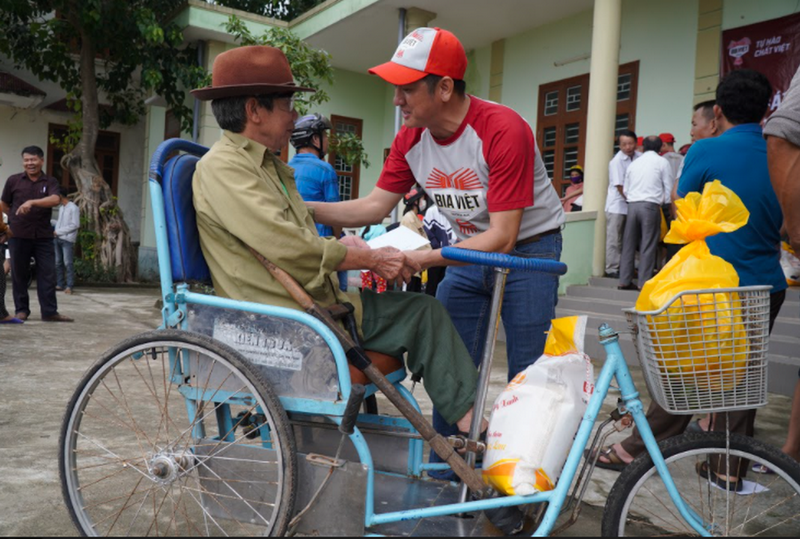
[605,443,634,465]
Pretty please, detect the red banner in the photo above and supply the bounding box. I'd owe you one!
[721,12,800,116]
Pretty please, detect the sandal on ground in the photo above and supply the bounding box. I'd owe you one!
[686,419,708,433]
[585,445,628,472]
[0,317,24,324]
[697,461,743,492]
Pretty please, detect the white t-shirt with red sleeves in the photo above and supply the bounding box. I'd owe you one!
[378,96,564,242]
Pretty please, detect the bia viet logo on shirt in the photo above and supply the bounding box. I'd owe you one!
[425,167,486,236]
[728,37,751,66]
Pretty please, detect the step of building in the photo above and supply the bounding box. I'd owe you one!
[556,306,800,397]
[559,294,800,337]
[565,283,800,314]
[590,276,800,302]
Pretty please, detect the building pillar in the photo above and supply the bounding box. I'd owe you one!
[584,0,623,277]
[404,7,436,33]
[198,41,227,148]
[489,40,505,103]
[694,0,723,104]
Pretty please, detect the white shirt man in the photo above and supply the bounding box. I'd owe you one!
[623,151,673,205]
[618,136,672,290]
[604,131,641,277]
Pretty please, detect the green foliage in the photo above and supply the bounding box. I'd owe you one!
[223,17,333,115]
[75,259,118,284]
[329,132,370,169]
[0,0,209,141]
[48,94,82,153]
[76,215,97,262]
[212,0,325,21]
[74,215,117,283]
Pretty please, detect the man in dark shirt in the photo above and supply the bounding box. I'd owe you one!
[0,146,73,321]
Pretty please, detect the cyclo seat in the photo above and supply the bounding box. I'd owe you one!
[161,150,406,395]
[357,351,405,386]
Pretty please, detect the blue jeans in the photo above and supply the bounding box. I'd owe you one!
[428,232,563,479]
[55,238,75,289]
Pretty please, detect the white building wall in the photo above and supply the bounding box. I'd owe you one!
[501,0,700,149]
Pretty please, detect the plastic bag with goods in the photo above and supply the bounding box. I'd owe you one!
[636,180,749,391]
[482,316,594,496]
[781,242,800,286]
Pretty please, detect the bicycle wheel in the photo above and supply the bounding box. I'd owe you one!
[59,329,297,536]
[602,432,800,536]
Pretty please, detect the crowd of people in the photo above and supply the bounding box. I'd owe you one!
[185,25,800,490]
[588,68,800,484]
[0,145,76,323]
[1,24,797,491]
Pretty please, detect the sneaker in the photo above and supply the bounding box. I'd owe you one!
[65,288,73,295]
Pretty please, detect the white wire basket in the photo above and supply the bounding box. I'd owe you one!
[625,286,771,415]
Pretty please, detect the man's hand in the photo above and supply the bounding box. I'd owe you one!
[16,200,35,215]
[3,259,9,275]
[371,247,421,287]
[403,249,437,271]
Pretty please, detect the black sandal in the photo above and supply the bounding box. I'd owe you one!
[585,445,628,472]
[697,461,743,492]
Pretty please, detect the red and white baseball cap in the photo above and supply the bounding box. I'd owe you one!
[369,27,467,85]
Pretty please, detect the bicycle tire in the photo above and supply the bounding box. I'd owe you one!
[59,329,297,537]
[602,431,800,536]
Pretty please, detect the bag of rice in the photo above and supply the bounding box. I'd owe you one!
[482,316,593,496]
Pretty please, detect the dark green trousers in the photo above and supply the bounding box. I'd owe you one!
[360,289,478,425]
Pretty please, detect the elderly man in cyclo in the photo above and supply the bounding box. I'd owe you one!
[190,45,483,437]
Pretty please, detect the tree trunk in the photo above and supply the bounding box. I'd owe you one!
[62,24,136,282]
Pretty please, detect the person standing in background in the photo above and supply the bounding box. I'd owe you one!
[618,135,672,290]
[288,113,347,291]
[763,64,800,469]
[54,189,80,295]
[0,146,72,322]
[560,165,585,212]
[0,211,23,323]
[604,130,640,279]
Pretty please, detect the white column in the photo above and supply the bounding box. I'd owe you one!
[583,0,623,276]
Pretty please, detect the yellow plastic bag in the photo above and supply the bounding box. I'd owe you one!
[636,181,749,390]
[659,208,668,242]
[781,242,800,286]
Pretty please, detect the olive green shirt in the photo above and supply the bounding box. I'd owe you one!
[193,130,356,318]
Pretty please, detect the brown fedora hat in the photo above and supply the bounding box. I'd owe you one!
[192,45,315,101]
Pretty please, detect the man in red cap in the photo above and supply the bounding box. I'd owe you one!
[659,132,683,195]
[190,45,484,439]
[308,27,565,478]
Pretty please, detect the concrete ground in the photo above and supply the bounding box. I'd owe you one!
[0,287,793,536]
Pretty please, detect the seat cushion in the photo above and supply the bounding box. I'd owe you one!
[162,154,212,283]
[349,350,405,386]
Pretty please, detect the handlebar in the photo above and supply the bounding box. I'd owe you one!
[441,246,568,275]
